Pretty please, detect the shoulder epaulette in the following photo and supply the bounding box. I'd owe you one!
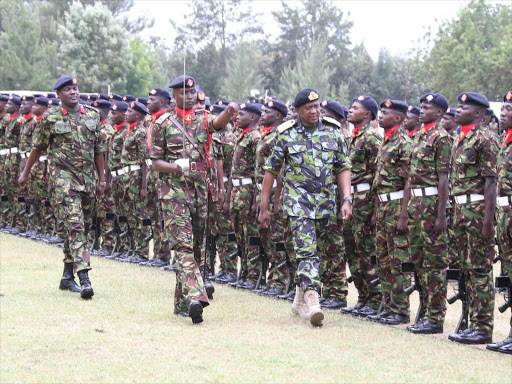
[321,116,341,128]
[277,119,296,134]
[83,104,99,114]
[156,112,171,125]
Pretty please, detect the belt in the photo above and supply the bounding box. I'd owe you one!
[145,159,152,167]
[39,155,47,162]
[118,164,141,175]
[350,183,371,194]
[232,178,253,187]
[257,180,277,191]
[0,149,9,156]
[497,196,512,207]
[453,194,485,205]
[411,186,438,197]
[19,152,29,159]
[8,147,18,155]
[378,190,404,203]
[223,176,229,183]
[189,161,208,172]
[1,147,18,155]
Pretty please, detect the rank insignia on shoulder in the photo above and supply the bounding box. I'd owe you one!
[321,116,341,128]
[156,112,171,124]
[278,119,296,133]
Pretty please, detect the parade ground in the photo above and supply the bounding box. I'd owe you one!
[1,233,510,383]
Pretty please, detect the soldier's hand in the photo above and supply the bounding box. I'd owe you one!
[341,201,352,221]
[482,220,495,242]
[217,190,225,206]
[96,183,105,196]
[396,215,408,235]
[259,207,271,229]
[226,102,240,115]
[434,214,447,233]
[141,187,147,199]
[223,199,230,214]
[18,173,28,188]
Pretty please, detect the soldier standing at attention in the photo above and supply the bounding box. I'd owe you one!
[369,99,412,326]
[404,105,421,139]
[150,75,238,324]
[259,89,352,327]
[442,108,458,139]
[448,92,499,345]
[0,94,9,229]
[19,76,106,299]
[406,93,452,334]
[487,90,512,355]
[342,96,382,317]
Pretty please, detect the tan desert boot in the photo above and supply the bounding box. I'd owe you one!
[291,286,309,319]
[304,290,324,326]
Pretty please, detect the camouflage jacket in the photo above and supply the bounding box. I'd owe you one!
[496,137,512,196]
[264,117,350,219]
[108,123,128,172]
[373,128,412,194]
[0,113,8,149]
[409,123,452,188]
[349,123,381,186]
[149,109,216,200]
[215,127,237,177]
[18,113,37,154]
[255,127,278,185]
[450,124,499,196]
[32,105,104,194]
[5,113,23,149]
[121,121,147,166]
[230,127,260,180]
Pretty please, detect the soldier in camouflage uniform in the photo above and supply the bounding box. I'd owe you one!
[448,92,499,345]
[259,89,352,327]
[404,105,421,140]
[19,76,106,300]
[0,94,9,229]
[369,99,412,326]
[406,93,452,334]
[224,103,262,290]
[253,99,288,296]
[150,75,238,324]
[487,90,512,355]
[342,96,383,317]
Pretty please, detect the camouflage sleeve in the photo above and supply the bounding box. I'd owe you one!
[264,132,286,176]
[480,131,499,178]
[334,133,351,174]
[32,114,51,152]
[150,121,166,160]
[398,137,412,180]
[435,134,452,174]
[92,113,105,155]
[367,131,381,173]
[136,126,147,163]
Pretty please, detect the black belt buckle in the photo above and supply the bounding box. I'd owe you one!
[190,161,197,172]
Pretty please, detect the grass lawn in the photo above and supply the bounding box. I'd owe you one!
[1,233,511,383]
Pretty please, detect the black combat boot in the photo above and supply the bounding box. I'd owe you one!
[200,266,215,299]
[59,263,81,293]
[77,270,94,299]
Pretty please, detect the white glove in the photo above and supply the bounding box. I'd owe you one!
[175,158,190,172]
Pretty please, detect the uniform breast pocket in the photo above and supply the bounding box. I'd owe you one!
[53,123,73,147]
[288,144,308,165]
[321,141,338,162]
[457,149,478,178]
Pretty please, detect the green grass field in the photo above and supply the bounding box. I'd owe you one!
[1,233,511,383]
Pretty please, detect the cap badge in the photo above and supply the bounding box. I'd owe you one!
[150,89,157,95]
[187,79,194,87]
[322,100,328,106]
[461,94,467,102]
[384,99,392,108]
[72,77,77,85]
[130,101,135,108]
[240,103,246,109]
[408,105,413,111]
[198,92,205,101]
[268,101,274,107]
[506,91,512,101]
[358,96,364,101]
[426,94,434,102]
[112,104,118,110]
[308,91,319,101]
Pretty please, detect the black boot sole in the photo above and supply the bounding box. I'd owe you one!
[80,288,94,300]
[189,302,203,324]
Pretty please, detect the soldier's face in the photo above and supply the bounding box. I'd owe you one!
[297,101,320,127]
[194,100,205,112]
[20,101,33,115]
[236,110,256,129]
[174,88,196,110]
[111,110,126,125]
[441,114,457,131]
[261,106,279,126]
[455,104,482,125]
[378,108,401,129]
[57,85,79,108]
[419,103,442,124]
[500,103,512,130]
[404,112,419,130]
[0,101,5,113]
[125,108,140,124]
[147,96,162,114]
[169,98,176,111]
[347,102,368,125]
[5,100,18,114]
[32,104,47,116]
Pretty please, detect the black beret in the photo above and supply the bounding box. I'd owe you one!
[49,98,60,106]
[407,105,420,117]
[33,93,45,98]
[380,99,408,115]
[123,94,136,103]
[21,95,34,102]
[92,99,111,110]
[265,99,288,116]
[353,95,378,119]
[79,94,89,101]
[0,94,9,102]
[79,100,91,106]
[168,75,196,89]
[205,101,211,110]
[215,99,228,106]
[149,88,171,100]
[342,106,349,117]
[110,93,123,101]
[53,75,78,90]
[445,107,456,116]
[239,102,262,115]
[293,88,320,108]
[504,91,512,103]
[34,97,49,107]
[457,92,489,108]
[321,99,345,119]
[46,92,56,99]
[8,94,21,105]
[97,93,110,101]
[420,92,449,111]
[88,94,97,101]
[197,90,206,102]
[485,108,493,116]
[111,101,129,112]
[136,97,148,106]
[209,104,226,114]
[129,101,148,115]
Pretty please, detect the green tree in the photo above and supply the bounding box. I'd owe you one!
[346,43,374,99]
[126,37,164,96]
[57,1,132,93]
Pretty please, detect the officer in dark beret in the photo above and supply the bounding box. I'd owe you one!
[123,95,136,103]
[195,90,206,111]
[110,93,123,103]
[441,107,458,138]
[49,98,61,108]
[79,94,89,105]
[88,94,97,102]
[404,105,421,139]
[97,93,110,101]
[209,104,226,115]
[259,88,352,326]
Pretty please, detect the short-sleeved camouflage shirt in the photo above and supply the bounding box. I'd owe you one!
[409,124,452,188]
[450,125,499,196]
[373,128,412,194]
[349,123,381,185]
[496,139,512,196]
[255,128,278,185]
[32,105,104,194]
[264,117,350,219]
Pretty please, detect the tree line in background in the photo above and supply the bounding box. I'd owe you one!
[0,0,510,106]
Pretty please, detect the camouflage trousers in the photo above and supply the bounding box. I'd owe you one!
[160,184,209,312]
[55,190,95,273]
[147,174,170,261]
[447,206,460,268]
[343,192,381,309]
[497,205,511,334]
[230,184,260,282]
[6,155,24,229]
[320,217,348,300]
[122,171,149,258]
[453,200,495,335]
[376,199,411,317]
[408,195,448,326]
[287,216,334,293]
[111,176,130,253]
[213,184,237,274]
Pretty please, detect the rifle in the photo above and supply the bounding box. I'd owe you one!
[104,212,118,256]
[495,275,511,313]
[117,215,133,257]
[1,195,10,230]
[249,234,268,290]
[275,241,293,294]
[90,214,101,252]
[227,232,244,288]
[402,262,425,324]
[447,268,469,333]
[347,253,377,284]
[25,198,41,238]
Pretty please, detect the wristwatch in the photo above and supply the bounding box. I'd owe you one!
[343,196,352,204]
[99,181,107,187]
